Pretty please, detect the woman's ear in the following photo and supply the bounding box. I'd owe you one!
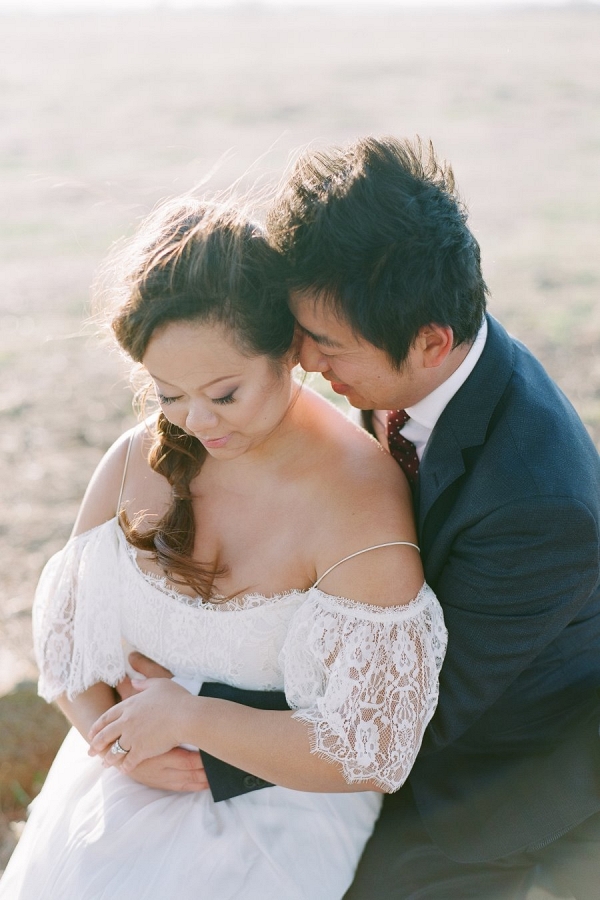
[285,327,302,370]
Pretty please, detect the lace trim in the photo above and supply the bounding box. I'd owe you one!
[122,536,303,612]
[293,710,403,793]
[70,521,432,615]
[282,589,447,792]
[307,584,433,620]
[124,539,431,617]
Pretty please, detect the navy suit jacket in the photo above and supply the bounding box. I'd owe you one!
[404,314,600,861]
[202,315,600,862]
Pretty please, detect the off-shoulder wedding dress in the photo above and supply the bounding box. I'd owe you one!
[0,518,446,900]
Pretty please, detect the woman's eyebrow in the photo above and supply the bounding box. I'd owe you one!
[149,372,240,390]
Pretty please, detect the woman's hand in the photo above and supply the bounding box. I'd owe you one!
[88,678,193,775]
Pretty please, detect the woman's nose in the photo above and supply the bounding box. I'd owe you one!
[185,402,219,434]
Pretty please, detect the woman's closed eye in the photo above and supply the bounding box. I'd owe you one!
[157,391,236,406]
[212,391,236,405]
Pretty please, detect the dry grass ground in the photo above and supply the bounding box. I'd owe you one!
[0,2,599,844]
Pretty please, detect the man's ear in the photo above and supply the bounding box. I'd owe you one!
[416,324,455,369]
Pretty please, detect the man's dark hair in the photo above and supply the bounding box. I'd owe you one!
[267,136,488,367]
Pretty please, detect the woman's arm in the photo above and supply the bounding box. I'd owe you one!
[49,430,133,732]
[45,431,133,737]
[37,425,207,789]
[55,683,118,744]
[88,677,382,792]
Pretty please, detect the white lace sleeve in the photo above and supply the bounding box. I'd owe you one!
[32,522,127,702]
[280,584,447,793]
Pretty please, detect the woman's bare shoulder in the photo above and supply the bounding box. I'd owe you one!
[317,441,415,552]
[301,388,408,503]
[296,390,422,607]
[71,418,163,537]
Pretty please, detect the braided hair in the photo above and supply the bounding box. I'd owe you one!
[108,198,295,600]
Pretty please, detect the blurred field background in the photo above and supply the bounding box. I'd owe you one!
[0,0,599,853]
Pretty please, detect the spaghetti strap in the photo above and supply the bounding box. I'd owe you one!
[116,433,134,516]
[313,541,420,590]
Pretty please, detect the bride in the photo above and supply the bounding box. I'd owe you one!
[0,197,446,899]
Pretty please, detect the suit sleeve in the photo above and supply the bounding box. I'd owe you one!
[420,494,600,753]
[198,683,290,802]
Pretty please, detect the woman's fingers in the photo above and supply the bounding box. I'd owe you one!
[102,740,131,769]
[89,720,125,757]
[91,723,140,772]
[88,679,187,772]
[88,704,121,748]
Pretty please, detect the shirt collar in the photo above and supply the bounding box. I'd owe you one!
[406,317,488,433]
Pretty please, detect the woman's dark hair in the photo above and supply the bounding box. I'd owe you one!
[109,198,295,600]
[267,136,487,368]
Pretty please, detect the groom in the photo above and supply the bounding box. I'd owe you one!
[126,137,600,898]
[263,136,600,898]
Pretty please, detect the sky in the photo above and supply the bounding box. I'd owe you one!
[0,0,594,12]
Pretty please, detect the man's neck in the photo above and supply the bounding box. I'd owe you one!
[369,318,489,455]
[406,317,488,433]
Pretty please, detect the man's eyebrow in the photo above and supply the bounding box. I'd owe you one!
[298,324,344,349]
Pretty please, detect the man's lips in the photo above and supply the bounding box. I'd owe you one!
[328,379,351,395]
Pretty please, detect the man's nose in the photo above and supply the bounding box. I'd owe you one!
[298,335,328,373]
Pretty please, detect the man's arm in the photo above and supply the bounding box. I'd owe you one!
[421,495,600,753]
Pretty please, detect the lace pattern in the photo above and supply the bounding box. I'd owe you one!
[32,519,305,700]
[124,539,297,612]
[33,525,127,701]
[280,585,447,792]
[33,518,447,793]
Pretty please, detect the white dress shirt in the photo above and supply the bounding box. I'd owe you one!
[371,318,488,459]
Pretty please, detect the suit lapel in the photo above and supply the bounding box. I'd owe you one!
[417,316,515,536]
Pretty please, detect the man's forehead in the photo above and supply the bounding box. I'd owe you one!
[289,290,355,348]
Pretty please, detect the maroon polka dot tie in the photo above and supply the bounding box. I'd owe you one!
[386,409,420,491]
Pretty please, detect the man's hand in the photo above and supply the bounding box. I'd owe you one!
[125,748,209,792]
[113,651,209,793]
[116,651,174,701]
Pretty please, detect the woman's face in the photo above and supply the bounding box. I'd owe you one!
[142,319,293,459]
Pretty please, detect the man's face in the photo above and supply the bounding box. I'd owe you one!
[290,291,429,411]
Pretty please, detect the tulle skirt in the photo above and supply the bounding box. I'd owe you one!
[0,728,382,899]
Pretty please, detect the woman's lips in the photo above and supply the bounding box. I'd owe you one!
[200,434,231,449]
